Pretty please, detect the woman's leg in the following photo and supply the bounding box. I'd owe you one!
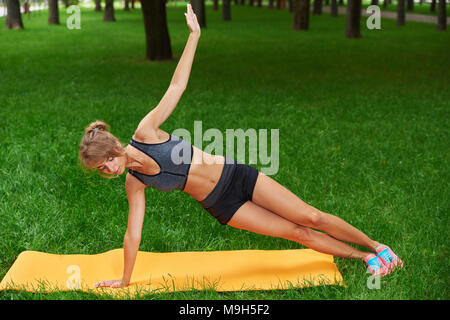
[251,173,380,252]
[227,201,371,260]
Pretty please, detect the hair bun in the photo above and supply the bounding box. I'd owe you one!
[85,121,110,135]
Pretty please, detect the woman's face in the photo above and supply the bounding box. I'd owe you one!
[96,155,126,176]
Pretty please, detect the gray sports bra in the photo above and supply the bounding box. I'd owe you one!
[128,134,193,192]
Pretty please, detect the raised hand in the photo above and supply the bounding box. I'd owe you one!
[185,3,201,36]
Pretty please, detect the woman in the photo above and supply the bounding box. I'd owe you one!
[79,4,402,289]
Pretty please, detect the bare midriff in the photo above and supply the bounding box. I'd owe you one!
[182,144,226,202]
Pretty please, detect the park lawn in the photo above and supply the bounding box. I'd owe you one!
[0,4,449,300]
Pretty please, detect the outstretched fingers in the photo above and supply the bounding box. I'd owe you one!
[184,3,200,34]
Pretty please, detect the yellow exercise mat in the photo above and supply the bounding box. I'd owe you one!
[0,248,343,297]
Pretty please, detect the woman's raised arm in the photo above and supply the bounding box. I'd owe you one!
[136,4,201,134]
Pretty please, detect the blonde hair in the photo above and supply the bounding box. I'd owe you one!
[79,120,125,178]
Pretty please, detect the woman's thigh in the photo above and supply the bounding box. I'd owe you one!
[227,200,308,242]
[251,172,322,228]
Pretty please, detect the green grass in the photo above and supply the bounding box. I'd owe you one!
[0,3,449,300]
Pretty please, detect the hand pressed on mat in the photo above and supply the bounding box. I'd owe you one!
[94,278,127,288]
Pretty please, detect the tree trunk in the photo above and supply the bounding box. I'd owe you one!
[125,0,130,11]
[331,0,338,17]
[5,0,23,29]
[313,0,322,14]
[269,0,274,9]
[258,0,263,7]
[48,0,60,24]
[23,1,30,14]
[140,0,172,61]
[371,0,378,5]
[95,0,102,12]
[397,0,405,26]
[346,0,361,38]
[191,0,206,29]
[431,0,436,12]
[339,0,343,5]
[104,0,116,21]
[288,0,293,12]
[213,0,219,10]
[293,0,309,30]
[407,0,414,11]
[437,0,447,31]
[223,0,231,21]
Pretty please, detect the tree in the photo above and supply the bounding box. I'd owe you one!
[346,0,361,38]
[23,1,30,15]
[104,0,116,21]
[5,0,23,29]
[288,0,293,12]
[437,0,447,31]
[191,0,206,29]
[313,0,322,15]
[95,0,102,12]
[223,0,231,21]
[331,0,338,17]
[397,0,405,26]
[140,0,172,61]
[431,0,436,12]
[125,0,130,11]
[293,0,310,30]
[407,0,414,11]
[48,0,60,25]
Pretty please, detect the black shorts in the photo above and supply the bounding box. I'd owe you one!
[198,157,260,225]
